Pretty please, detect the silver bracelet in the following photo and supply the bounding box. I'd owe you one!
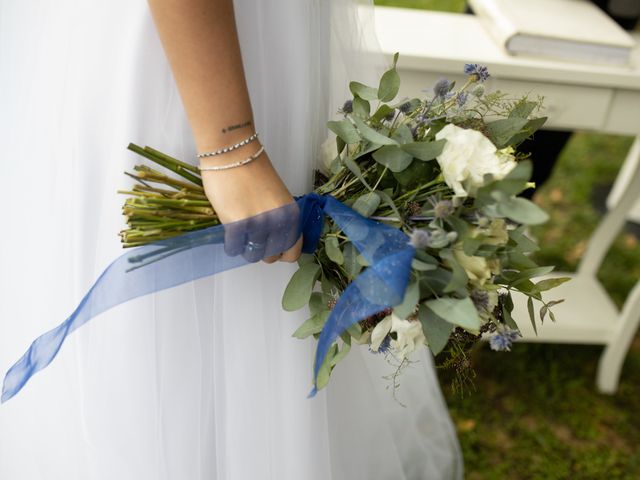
[198,146,265,171]
[196,132,259,158]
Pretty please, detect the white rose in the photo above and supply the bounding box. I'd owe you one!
[370,313,426,361]
[390,314,427,361]
[435,124,517,197]
[318,135,339,176]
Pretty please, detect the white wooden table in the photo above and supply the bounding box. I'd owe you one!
[370,6,640,393]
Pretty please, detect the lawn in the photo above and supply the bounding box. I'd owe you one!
[374,1,640,478]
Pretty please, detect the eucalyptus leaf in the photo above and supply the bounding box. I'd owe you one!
[352,191,381,217]
[393,281,420,318]
[292,311,329,339]
[370,104,395,124]
[327,119,360,144]
[419,268,453,296]
[356,254,370,267]
[296,253,316,266]
[343,156,374,191]
[315,343,338,390]
[508,117,547,146]
[376,189,403,221]
[309,292,328,315]
[353,141,383,161]
[400,139,446,161]
[343,242,362,278]
[419,304,454,356]
[497,197,549,225]
[392,124,414,144]
[509,226,540,253]
[412,258,437,271]
[509,100,538,119]
[440,249,469,294]
[349,81,378,101]
[352,96,370,118]
[331,334,352,366]
[485,117,529,148]
[414,250,439,265]
[353,116,397,146]
[393,157,435,188]
[425,297,482,333]
[492,161,532,196]
[325,236,344,265]
[378,68,400,102]
[372,145,413,172]
[282,263,321,311]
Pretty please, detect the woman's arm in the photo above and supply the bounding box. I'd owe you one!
[147,0,302,263]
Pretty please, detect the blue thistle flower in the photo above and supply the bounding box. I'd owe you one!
[377,335,391,354]
[487,327,520,352]
[341,99,353,114]
[408,228,431,249]
[399,101,413,113]
[433,78,453,98]
[463,63,490,82]
[457,92,469,106]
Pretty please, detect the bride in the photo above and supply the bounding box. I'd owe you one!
[0,0,463,478]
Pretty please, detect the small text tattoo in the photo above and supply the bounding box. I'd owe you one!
[222,120,252,134]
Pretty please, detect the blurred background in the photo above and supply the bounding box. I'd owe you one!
[373,1,640,478]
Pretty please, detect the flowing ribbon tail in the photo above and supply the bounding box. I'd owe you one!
[2,198,319,403]
[1,192,414,403]
[308,196,416,397]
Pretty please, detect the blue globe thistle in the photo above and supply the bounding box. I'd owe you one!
[399,101,413,113]
[408,228,431,249]
[433,199,454,219]
[340,99,353,114]
[463,63,490,82]
[433,78,453,98]
[457,91,469,106]
[487,327,520,352]
[377,335,392,355]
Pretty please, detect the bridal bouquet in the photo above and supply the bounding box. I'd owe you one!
[118,55,567,394]
[1,55,567,404]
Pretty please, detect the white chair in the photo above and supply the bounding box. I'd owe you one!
[369,6,640,393]
[512,137,640,393]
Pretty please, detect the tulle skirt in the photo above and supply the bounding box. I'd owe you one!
[0,1,463,478]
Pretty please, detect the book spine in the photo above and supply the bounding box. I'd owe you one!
[468,0,517,48]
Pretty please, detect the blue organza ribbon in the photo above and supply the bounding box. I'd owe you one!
[1,193,415,403]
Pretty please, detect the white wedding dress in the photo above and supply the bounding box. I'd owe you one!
[0,1,463,478]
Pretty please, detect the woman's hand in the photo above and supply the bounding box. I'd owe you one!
[200,146,303,264]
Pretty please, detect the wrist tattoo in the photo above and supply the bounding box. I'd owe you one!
[222,120,252,134]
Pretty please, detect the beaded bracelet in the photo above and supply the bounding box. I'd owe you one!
[196,132,259,158]
[198,146,265,172]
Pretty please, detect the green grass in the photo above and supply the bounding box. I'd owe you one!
[440,133,640,479]
[374,0,466,11]
[375,1,640,478]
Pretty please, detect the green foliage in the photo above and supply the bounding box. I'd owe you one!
[287,52,563,393]
[281,262,320,311]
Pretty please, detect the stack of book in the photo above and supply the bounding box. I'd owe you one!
[468,0,636,66]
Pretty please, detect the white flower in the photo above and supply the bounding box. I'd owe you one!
[318,136,339,176]
[370,314,393,352]
[370,313,426,361]
[435,124,517,197]
[452,244,500,287]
